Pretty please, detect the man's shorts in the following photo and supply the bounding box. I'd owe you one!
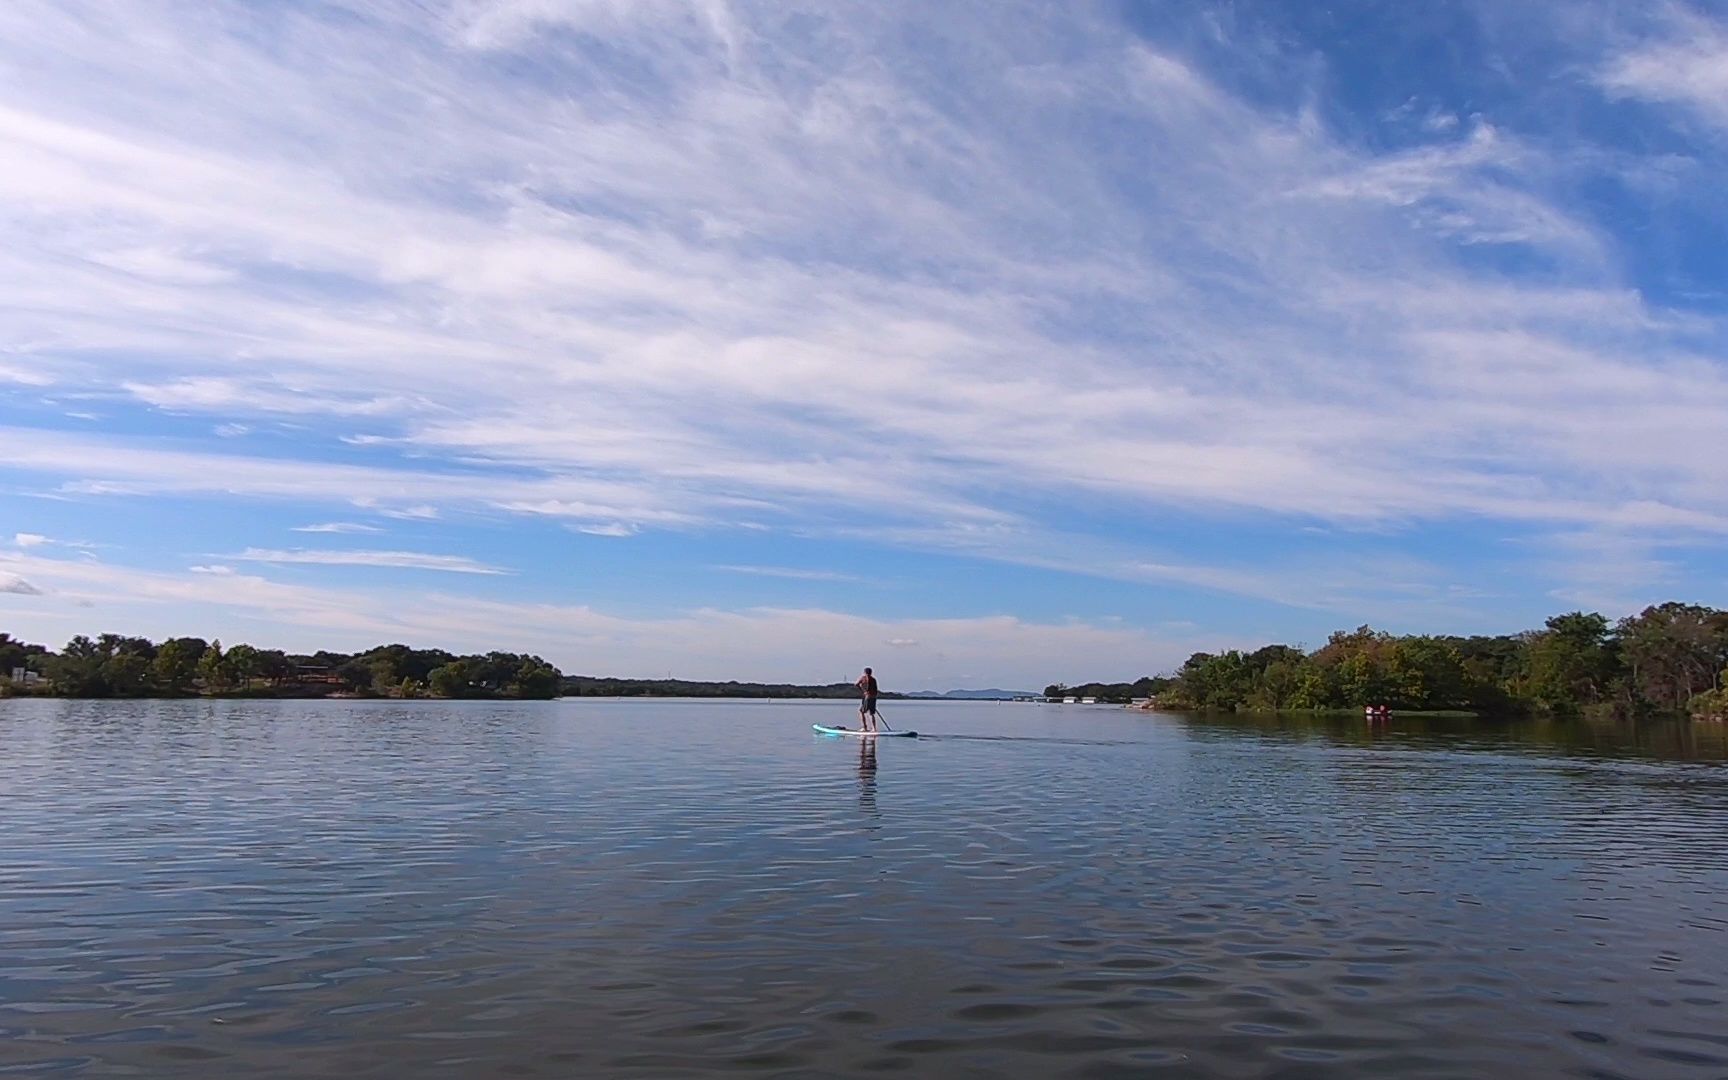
[862,695,878,712]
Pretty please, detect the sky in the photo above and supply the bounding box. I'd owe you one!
[3,0,1727,689]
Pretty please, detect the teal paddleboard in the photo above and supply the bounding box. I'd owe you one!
[813,723,918,738]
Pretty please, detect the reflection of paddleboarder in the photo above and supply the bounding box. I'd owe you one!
[857,737,878,816]
[856,667,880,732]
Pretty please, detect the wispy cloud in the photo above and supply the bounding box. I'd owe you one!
[3,3,1709,538]
[714,564,860,582]
[227,548,508,575]
[378,505,439,521]
[292,522,383,535]
[0,1,1724,652]
[0,361,54,386]
[13,532,49,548]
[1599,16,1728,129]
[0,572,43,595]
[0,551,1210,684]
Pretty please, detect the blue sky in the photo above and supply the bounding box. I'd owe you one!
[3,0,1727,689]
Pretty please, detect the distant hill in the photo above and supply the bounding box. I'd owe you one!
[904,688,1036,700]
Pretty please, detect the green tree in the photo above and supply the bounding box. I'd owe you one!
[48,635,110,696]
[428,661,472,698]
[1521,612,1616,714]
[224,643,263,689]
[256,649,292,686]
[1616,603,1727,712]
[152,638,206,694]
[198,640,230,691]
[335,658,377,693]
[1247,659,1301,711]
[104,653,151,695]
[0,633,48,679]
[1384,637,1468,710]
[1287,666,1335,710]
[508,658,562,699]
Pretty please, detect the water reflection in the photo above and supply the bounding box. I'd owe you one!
[1171,707,1728,762]
[857,737,879,817]
[0,697,1723,1079]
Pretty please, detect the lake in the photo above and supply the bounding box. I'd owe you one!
[2,698,1726,1078]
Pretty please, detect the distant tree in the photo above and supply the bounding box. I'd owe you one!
[1384,637,1468,710]
[198,640,230,691]
[48,635,110,696]
[508,658,561,699]
[1248,659,1301,711]
[0,632,48,677]
[428,661,471,698]
[105,653,151,695]
[1287,666,1334,710]
[1521,612,1616,714]
[353,644,458,688]
[153,638,205,694]
[335,658,377,694]
[1690,676,1728,721]
[256,649,292,686]
[224,643,262,689]
[1616,603,1727,711]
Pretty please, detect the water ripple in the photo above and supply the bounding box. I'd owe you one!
[0,698,1724,1077]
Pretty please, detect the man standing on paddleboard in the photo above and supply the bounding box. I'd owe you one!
[856,667,880,732]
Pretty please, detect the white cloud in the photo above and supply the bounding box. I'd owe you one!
[228,548,509,575]
[1599,20,1728,128]
[0,551,1203,684]
[379,505,440,521]
[0,427,704,533]
[1295,124,1603,257]
[0,572,43,594]
[13,532,49,548]
[714,564,859,582]
[188,564,235,575]
[0,361,54,386]
[0,0,1722,630]
[293,522,384,534]
[124,377,418,418]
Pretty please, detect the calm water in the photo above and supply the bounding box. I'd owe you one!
[2,699,1726,1079]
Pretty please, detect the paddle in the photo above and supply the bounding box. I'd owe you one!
[871,705,894,732]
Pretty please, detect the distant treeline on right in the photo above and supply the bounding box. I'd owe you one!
[1051,603,1728,719]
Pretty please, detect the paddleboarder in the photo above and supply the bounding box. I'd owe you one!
[856,667,881,732]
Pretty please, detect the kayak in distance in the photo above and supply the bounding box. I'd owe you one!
[812,724,918,738]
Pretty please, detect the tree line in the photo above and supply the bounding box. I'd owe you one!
[0,633,562,700]
[560,676,896,698]
[1054,603,1728,720]
[1043,677,1172,703]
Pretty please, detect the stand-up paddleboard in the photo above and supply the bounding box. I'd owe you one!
[813,723,918,738]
